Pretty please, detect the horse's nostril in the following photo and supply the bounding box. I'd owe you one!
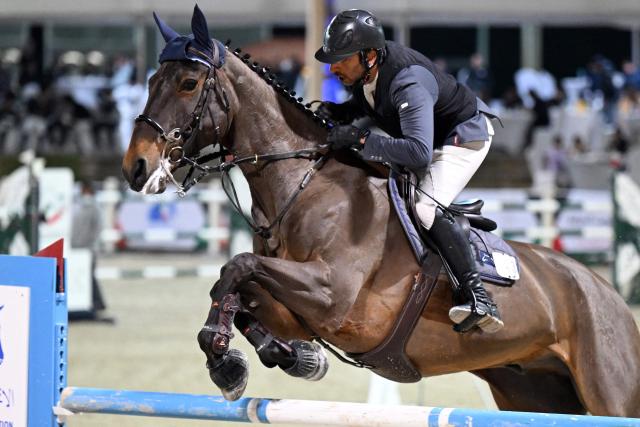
[131,158,147,190]
[134,158,146,179]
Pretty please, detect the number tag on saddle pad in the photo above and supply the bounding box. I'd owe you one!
[492,251,520,280]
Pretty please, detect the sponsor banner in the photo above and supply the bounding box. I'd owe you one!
[39,168,74,254]
[0,286,30,427]
[117,199,206,250]
[614,172,640,301]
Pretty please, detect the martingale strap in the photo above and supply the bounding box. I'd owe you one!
[220,153,330,254]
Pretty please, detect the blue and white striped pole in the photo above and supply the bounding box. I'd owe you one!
[58,387,640,426]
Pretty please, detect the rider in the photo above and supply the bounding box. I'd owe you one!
[315,9,503,333]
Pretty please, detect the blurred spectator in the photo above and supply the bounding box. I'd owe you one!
[515,67,557,109]
[113,69,145,153]
[92,88,119,152]
[0,91,18,152]
[457,52,492,101]
[47,94,76,148]
[523,89,556,149]
[621,60,640,91]
[21,96,47,153]
[609,127,630,154]
[433,57,448,73]
[0,65,11,96]
[71,180,107,314]
[571,135,588,154]
[110,56,135,88]
[544,135,571,188]
[501,85,523,109]
[608,127,630,170]
[47,94,92,153]
[274,57,301,90]
[586,55,617,124]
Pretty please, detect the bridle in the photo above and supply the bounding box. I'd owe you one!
[133,46,330,252]
[135,47,232,196]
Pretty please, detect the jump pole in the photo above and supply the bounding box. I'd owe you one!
[56,386,640,427]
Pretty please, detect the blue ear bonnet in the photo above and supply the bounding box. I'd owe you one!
[158,35,226,68]
[153,5,225,69]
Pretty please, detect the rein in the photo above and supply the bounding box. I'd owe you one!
[173,145,330,254]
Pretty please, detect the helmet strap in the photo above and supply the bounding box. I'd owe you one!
[355,49,378,87]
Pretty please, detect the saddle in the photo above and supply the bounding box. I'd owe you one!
[347,171,519,382]
[392,171,520,286]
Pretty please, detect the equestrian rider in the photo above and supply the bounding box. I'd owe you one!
[315,9,503,333]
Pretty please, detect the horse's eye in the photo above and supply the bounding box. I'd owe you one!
[180,79,198,91]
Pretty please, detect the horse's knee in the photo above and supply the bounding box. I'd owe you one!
[212,253,259,297]
[228,253,259,274]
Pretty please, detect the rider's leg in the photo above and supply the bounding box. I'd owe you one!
[428,209,503,333]
[415,122,502,333]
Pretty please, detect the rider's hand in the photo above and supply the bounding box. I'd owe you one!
[315,102,356,124]
[327,125,369,150]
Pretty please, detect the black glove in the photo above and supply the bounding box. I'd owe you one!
[315,102,359,124]
[327,125,369,150]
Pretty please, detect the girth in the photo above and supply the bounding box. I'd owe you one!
[345,254,442,382]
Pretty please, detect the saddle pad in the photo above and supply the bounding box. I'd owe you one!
[388,175,519,286]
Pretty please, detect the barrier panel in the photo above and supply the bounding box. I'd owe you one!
[0,250,67,427]
[4,251,640,426]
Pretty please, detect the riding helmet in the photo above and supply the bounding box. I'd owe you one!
[315,9,385,64]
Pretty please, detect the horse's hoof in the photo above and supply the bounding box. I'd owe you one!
[207,349,249,401]
[284,340,329,381]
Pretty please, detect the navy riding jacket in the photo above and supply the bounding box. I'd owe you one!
[345,41,497,176]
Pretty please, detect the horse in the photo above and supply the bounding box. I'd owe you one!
[122,6,640,417]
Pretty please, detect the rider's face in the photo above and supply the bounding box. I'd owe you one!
[330,53,365,86]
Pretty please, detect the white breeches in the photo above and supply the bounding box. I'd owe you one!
[416,116,494,229]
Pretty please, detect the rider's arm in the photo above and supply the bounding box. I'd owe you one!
[360,66,439,171]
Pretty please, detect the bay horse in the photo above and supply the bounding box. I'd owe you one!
[122,6,640,416]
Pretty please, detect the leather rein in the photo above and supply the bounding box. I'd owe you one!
[134,53,330,253]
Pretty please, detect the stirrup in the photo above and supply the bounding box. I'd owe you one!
[449,303,504,333]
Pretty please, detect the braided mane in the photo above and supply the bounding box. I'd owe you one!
[225,40,332,130]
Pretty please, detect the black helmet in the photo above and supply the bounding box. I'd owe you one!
[315,9,385,64]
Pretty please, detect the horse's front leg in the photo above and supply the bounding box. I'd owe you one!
[197,253,335,400]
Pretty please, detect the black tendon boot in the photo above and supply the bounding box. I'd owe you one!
[427,210,504,333]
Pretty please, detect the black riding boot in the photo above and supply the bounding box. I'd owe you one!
[427,210,504,333]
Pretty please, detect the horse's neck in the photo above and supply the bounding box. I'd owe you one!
[225,57,326,221]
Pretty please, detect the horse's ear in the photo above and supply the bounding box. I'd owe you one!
[191,4,213,50]
[153,12,179,42]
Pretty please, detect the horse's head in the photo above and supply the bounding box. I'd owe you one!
[122,5,233,193]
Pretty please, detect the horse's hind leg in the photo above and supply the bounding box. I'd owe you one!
[554,271,640,416]
[473,366,586,414]
[559,313,640,417]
